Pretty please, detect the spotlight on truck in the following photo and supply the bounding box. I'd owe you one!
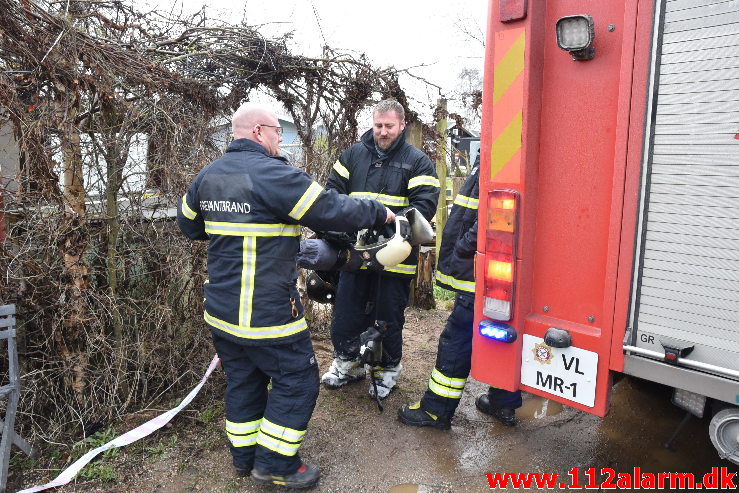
[556,14,595,61]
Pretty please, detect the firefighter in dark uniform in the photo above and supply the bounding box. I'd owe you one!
[177,104,394,489]
[321,99,440,399]
[397,152,522,429]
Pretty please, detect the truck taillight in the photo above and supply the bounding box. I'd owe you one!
[483,190,519,321]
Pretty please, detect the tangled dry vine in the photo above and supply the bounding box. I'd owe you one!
[0,0,444,452]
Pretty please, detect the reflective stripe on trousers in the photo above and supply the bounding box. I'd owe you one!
[212,331,319,475]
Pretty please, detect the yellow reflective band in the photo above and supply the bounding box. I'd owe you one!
[257,433,301,456]
[204,311,308,339]
[204,222,300,237]
[227,433,257,447]
[429,367,466,399]
[384,263,416,275]
[226,419,262,434]
[349,192,409,208]
[260,418,306,442]
[289,181,323,220]
[226,419,261,447]
[333,160,350,179]
[408,175,440,189]
[436,271,475,293]
[493,30,526,105]
[181,195,197,220]
[360,263,416,275]
[239,237,256,327]
[256,418,306,457]
[491,28,525,183]
[429,379,463,399]
[431,367,466,388]
[453,194,479,210]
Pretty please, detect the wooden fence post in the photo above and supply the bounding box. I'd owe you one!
[434,98,448,256]
[406,120,436,309]
[412,247,436,309]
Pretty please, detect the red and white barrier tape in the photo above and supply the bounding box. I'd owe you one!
[18,355,221,493]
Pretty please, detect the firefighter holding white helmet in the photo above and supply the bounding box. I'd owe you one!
[321,99,440,399]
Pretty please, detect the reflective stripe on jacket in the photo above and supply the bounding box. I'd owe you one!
[177,139,388,345]
[435,164,479,294]
[326,128,440,277]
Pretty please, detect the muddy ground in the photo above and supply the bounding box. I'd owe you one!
[12,304,737,493]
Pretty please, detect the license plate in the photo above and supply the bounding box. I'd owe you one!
[520,334,598,407]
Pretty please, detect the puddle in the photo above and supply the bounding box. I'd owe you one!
[517,394,564,419]
[389,378,736,493]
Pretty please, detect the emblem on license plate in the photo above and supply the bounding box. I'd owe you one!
[533,342,554,364]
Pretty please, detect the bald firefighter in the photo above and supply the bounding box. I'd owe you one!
[177,103,394,489]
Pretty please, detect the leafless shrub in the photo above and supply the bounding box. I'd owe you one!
[0,0,439,450]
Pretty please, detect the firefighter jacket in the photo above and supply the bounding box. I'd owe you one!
[177,138,388,345]
[436,163,479,295]
[326,128,440,277]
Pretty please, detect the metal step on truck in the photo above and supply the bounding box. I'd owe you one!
[470,0,739,464]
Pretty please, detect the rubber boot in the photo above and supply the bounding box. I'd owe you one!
[321,358,365,389]
[252,462,320,489]
[397,402,452,430]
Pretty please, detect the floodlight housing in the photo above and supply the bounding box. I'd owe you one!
[556,14,595,61]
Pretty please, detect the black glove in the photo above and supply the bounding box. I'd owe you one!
[317,231,356,248]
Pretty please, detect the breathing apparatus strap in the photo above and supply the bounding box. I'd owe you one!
[370,271,384,412]
[371,373,383,412]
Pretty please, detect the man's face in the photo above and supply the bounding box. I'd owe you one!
[372,110,405,151]
[257,119,283,157]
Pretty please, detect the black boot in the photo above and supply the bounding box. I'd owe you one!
[475,394,516,426]
[252,462,320,489]
[397,402,452,430]
[234,459,253,477]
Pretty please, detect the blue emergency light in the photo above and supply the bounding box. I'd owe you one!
[479,319,517,343]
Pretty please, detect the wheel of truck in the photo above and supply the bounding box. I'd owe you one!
[709,407,739,465]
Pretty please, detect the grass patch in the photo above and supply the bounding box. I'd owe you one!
[200,403,224,425]
[72,426,120,482]
[145,435,178,460]
[433,285,455,302]
[10,452,39,470]
[433,285,456,310]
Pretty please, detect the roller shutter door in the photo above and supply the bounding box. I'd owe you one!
[631,0,739,375]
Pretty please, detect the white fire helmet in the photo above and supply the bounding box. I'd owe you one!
[296,208,434,273]
[354,214,413,270]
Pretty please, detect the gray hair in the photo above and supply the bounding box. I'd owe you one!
[373,99,405,120]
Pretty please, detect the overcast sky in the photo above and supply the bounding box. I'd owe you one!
[144,0,489,123]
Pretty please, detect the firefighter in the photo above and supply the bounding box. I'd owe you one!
[397,152,522,429]
[177,104,394,489]
[321,99,440,399]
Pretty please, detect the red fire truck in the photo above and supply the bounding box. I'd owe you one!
[471,0,739,464]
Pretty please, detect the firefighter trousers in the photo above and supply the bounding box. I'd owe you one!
[330,270,411,367]
[211,331,319,475]
[421,293,522,417]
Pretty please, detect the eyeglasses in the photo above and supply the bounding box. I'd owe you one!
[258,124,283,136]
